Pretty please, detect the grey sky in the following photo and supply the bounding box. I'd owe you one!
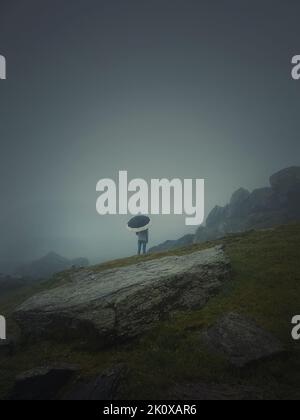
[0,0,299,265]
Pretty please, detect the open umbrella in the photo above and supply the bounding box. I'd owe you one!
[127,215,151,232]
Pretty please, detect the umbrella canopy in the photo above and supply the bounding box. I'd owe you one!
[127,215,151,232]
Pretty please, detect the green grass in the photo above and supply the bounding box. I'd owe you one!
[1,223,300,399]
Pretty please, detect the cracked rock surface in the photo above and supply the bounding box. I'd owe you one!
[14,246,230,345]
[202,313,284,367]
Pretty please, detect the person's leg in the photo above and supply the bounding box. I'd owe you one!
[138,240,142,255]
[143,241,147,254]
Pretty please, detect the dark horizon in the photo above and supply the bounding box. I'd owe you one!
[1,0,300,266]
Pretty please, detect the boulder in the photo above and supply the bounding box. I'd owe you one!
[14,246,230,345]
[9,364,78,400]
[64,364,127,400]
[202,313,284,367]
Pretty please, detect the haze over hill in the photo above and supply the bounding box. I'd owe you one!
[15,252,89,280]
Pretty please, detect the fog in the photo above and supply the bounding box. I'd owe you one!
[0,0,299,267]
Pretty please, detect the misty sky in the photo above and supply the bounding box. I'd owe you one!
[0,0,300,266]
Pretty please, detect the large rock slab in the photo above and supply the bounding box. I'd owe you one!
[202,313,284,367]
[14,246,230,345]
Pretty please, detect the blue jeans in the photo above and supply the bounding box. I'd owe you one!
[138,240,147,255]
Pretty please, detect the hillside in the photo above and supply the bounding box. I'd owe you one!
[149,234,195,254]
[1,223,300,400]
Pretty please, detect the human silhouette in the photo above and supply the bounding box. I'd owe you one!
[136,229,149,255]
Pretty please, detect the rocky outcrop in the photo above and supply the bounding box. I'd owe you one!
[195,167,300,244]
[9,364,78,400]
[64,364,127,400]
[201,313,284,367]
[14,246,230,345]
[149,167,300,251]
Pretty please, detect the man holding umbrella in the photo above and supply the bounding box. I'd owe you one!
[127,215,151,255]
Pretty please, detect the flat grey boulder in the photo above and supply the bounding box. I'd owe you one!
[202,313,284,367]
[14,246,230,345]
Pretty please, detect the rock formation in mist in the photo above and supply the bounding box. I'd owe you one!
[194,166,300,243]
[149,166,300,252]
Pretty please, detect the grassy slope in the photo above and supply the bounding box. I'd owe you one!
[1,223,300,399]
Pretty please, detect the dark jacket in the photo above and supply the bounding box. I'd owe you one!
[136,229,149,243]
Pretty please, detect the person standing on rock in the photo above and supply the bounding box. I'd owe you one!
[136,229,149,255]
[127,215,151,255]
